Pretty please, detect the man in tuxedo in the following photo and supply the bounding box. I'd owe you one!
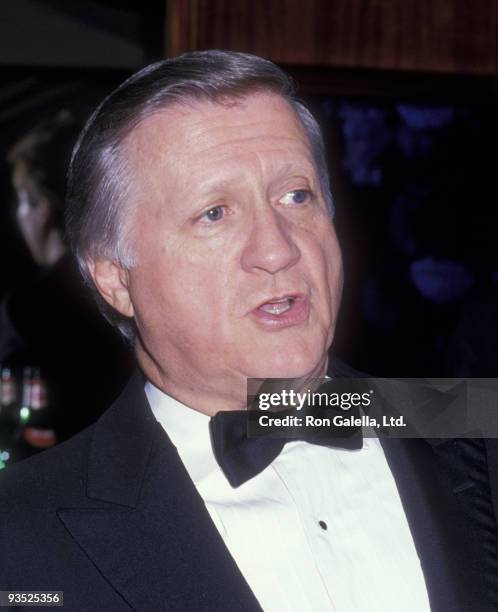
[0,50,495,611]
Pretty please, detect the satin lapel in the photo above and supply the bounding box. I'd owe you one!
[380,437,488,612]
[57,373,261,612]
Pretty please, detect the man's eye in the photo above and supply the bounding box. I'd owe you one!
[278,189,312,206]
[201,205,225,223]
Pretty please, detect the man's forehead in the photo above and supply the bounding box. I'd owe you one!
[125,91,310,162]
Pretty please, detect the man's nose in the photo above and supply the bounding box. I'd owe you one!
[240,207,300,274]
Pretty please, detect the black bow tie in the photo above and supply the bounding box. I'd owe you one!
[210,407,363,487]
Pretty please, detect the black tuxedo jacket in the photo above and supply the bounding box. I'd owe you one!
[1,370,497,611]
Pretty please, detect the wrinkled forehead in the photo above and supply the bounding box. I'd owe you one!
[124,92,314,175]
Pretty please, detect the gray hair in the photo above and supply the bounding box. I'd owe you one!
[66,50,333,341]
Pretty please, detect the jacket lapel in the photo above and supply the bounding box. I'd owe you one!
[58,372,261,612]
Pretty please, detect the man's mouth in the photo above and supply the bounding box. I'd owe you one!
[258,297,295,315]
[251,294,309,329]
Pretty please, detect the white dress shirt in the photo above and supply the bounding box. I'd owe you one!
[146,382,431,612]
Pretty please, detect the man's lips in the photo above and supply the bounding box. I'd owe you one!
[250,294,310,329]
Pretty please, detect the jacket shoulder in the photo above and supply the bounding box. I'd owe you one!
[0,425,94,510]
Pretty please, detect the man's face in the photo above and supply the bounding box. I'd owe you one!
[116,92,343,412]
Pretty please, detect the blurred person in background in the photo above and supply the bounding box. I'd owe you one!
[0,111,133,453]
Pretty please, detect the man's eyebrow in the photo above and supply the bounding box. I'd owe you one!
[268,161,317,186]
[183,158,317,199]
[192,175,242,197]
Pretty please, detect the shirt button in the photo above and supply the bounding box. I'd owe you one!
[318,520,328,530]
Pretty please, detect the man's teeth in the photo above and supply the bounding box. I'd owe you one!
[259,298,294,315]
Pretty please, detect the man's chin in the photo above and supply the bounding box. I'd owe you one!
[245,350,327,381]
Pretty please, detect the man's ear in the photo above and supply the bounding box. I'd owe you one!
[86,258,134,318]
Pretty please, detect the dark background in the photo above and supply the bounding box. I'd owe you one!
[1,0,497,379]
